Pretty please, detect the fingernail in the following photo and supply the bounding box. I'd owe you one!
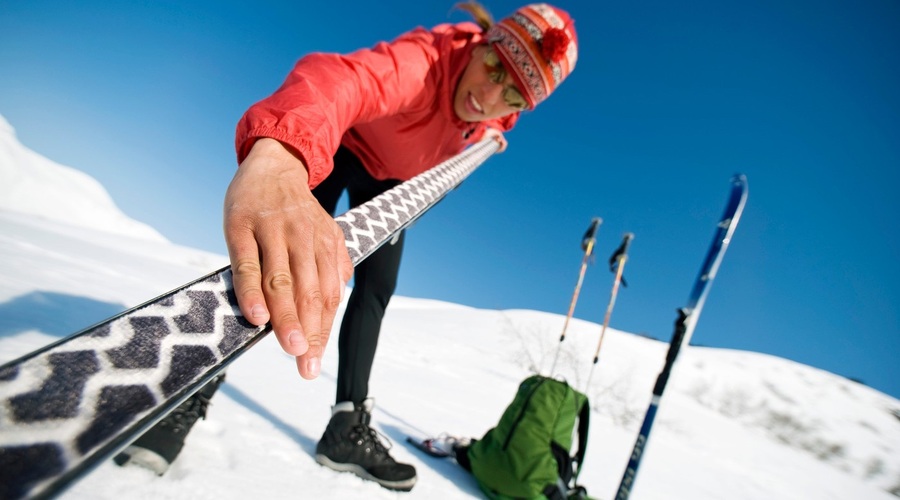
[307,357,320,378]
[251,305,267,320]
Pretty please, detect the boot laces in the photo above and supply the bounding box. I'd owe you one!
[349,422,394,459]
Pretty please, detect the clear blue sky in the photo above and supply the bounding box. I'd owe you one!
[1,0,898,399]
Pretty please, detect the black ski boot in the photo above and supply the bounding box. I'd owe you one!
[315,399,417,491]
[114,373,226,475]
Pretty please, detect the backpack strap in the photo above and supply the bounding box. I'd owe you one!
[542,479,569,500]
[572,400,590,483]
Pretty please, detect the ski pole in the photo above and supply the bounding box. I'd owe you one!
[549,217,602,376]
[585,232,634,390]
[614,175,748,500]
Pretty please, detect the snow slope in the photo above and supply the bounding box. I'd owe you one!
[0,115,165,243]
[1,114,898,499]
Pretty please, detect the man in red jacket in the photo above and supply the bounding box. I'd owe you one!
[117,2,577,491]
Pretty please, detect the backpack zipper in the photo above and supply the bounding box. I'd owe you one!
[501,377,547,450]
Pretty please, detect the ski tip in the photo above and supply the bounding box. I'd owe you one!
[728,173,749,212]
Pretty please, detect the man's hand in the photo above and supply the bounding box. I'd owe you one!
[223,138,353,379]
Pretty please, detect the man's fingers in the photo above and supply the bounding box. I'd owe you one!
[296,345,327,380]
[232,258,271,324]
[259,242,309,357]
[226,228,271,326]
[293,256,331,381]
[317,233,348,344]
[338,228,354,284]
[289,228,327,361]
[291,222,350,380]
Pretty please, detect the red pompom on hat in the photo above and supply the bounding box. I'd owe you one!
[541,27,571,63]
[486,3,578,109]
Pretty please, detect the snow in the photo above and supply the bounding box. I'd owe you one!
[0,114,166,244]
[1,113,899,499]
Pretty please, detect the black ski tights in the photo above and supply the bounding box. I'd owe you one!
[312,146,404,405]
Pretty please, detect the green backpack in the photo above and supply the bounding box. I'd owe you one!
[467,375,591,500]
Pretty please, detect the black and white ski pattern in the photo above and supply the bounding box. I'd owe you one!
[0,139,499,500]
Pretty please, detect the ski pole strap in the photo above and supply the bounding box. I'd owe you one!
[572,401,591,483]
[0,139,500,500]
[651,308,689,396]
[608,232,634,286]
[580,217,602,254]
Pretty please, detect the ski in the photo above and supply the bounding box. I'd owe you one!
[406,436,453,458]
[0,139,500,500]
[614,174,748,500]
[405,434,470,459]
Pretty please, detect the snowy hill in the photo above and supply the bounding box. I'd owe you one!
[1,113,899,499]
[0,115,165,244]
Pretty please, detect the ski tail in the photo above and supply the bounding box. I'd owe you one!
[614,174,748,500]
[406,436,452,458]
[0,139,500,500]
[406,434,471,460]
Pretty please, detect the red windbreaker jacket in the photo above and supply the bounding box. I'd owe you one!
[235,22,519,188]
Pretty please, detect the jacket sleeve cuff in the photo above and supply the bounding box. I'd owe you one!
[235,127,333,189]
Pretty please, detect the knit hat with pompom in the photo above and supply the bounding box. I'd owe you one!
[486,3,578,109]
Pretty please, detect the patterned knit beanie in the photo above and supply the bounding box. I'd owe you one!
[486,3,578,109]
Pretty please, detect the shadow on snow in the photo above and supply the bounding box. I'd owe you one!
[0,290,125,338]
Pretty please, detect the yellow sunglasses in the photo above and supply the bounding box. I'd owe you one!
[483,47,529,110]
